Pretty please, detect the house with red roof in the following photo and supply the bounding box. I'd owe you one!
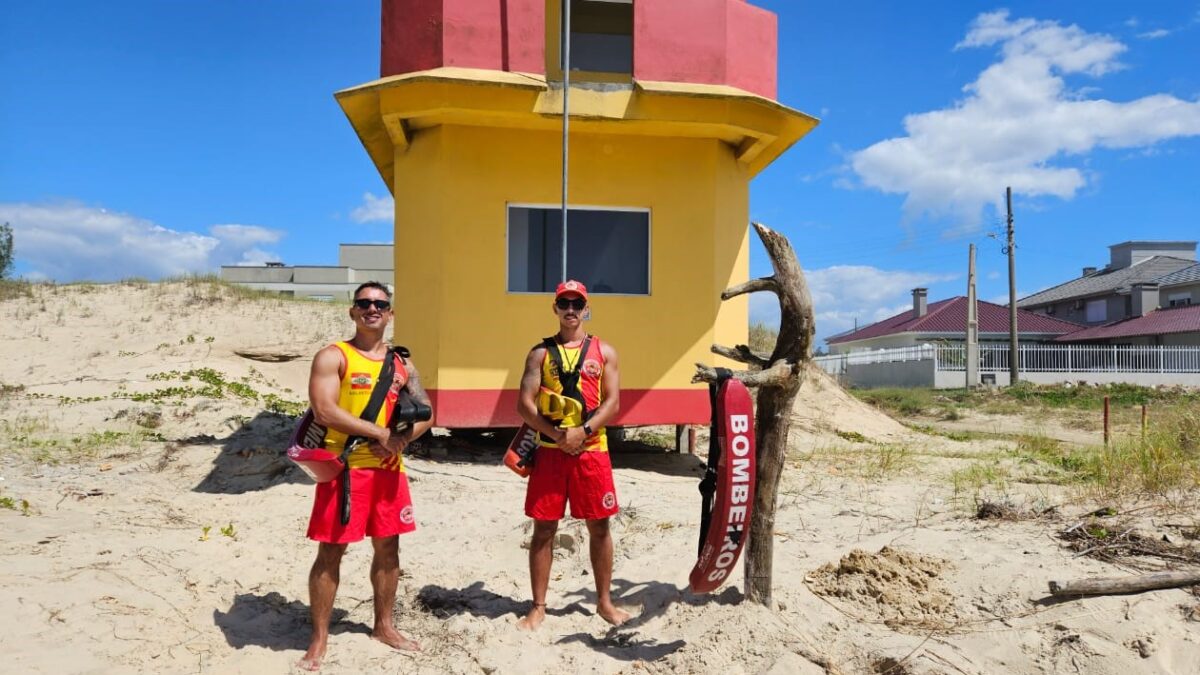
[1056,303,1200,347]
[827,288,1084,354]
[1017,241,1197,325]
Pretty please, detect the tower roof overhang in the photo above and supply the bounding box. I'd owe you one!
[336,67,819,191]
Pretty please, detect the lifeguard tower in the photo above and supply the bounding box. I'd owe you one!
[337,0,817,429]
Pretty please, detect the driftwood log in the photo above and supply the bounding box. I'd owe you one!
[693,222,815,606]
[1048,571,1200,596]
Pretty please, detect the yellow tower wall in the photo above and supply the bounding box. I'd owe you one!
[392,124,749,427]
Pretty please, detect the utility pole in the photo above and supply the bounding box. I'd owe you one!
[1006,187,1019,383]
[560,0,571,283]
[966,244,978,389]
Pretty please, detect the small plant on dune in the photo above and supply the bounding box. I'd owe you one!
[835,429,868,443]
[199,525,212,541]
[949,461,1011,508]
[0,279,32,302]
[748,323,778,356]
[0,494,31,516]
[220,522,237,540]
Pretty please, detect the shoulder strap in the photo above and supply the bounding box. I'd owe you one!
[337,347,397,526]
[339,347,397,460]
[541,337,563,373]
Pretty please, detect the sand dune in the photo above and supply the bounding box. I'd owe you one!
[1,281,1198,674]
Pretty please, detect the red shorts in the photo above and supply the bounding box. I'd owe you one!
[307,468,416,544]
[525,447,619,521]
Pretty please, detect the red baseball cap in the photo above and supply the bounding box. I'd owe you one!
[554,279,588,301]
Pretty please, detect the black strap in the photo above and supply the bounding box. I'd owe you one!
[697,368,733,556]
[539,336,595,444]
[339,347,398,525]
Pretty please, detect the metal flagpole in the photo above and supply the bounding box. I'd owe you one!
[560,0,571,283]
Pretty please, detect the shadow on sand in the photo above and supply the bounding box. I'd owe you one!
[416,581,589,621]
[213,591,367,652]
[192,411,310,494]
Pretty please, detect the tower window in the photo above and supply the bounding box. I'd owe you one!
[507,205,650,295]
[548,0,633,80]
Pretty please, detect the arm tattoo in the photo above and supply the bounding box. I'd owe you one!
[404,365,431,405]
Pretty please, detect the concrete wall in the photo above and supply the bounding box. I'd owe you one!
[1110,241,1196,269]
[222,281,352,301]
[219,266,293,283]
[846,359,936,389]
[340,245,395,270]
[352,269,396,285]
[1164,283,1199,307]
[293,266,353,284]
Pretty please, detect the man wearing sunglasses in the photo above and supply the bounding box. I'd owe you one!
[516,279,631,630]
[299,281,433,671]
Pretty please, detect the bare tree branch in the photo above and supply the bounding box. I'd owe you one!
[691,360,794,387]
[691,221,816,608]
[721,276,778,300]
[712,344,770,368]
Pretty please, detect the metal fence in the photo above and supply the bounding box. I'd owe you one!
[815,343,1200,376]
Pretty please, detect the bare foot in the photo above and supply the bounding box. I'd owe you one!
[296,637,325,672]
[294,634,324,667]
[597,601,631,626]
[517,603,546,631]
[372,625,421,652]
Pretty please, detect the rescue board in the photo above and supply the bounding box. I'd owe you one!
[689,375,756,594]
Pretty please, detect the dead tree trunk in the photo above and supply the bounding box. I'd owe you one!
[694,222,815,607]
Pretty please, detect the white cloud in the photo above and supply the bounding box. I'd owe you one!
[848,10,1200,226]
[748,265,956,343]
[350,192,394,223]
[1137,29,1171,39]
[0,201,284,282]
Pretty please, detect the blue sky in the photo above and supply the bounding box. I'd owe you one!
[3,2,1199,345]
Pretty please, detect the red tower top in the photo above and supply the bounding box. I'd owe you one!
[381,0,778,100]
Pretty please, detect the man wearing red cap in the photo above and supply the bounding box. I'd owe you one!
[515,280,631,630]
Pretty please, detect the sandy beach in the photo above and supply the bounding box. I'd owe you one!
[2,281,1198,674]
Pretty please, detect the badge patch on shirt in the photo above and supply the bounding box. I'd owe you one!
[349,372,373,390]
[583,359,602,378]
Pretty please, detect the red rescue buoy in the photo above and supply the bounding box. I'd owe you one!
[689,376,756,594]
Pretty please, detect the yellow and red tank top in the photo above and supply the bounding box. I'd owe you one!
[323,341,409,471]
[539,336,608,452]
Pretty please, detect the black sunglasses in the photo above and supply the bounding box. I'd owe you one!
[555,297,587,311]
[353,298,391,311]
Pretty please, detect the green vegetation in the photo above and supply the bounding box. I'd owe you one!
[950,460,1011,505]
[945,412,1200,507]
[0,494,31,516]
[835,429,868,443]
[132,367,304,414]
[853,382,1200,418]
[0,279,32,301]
[11,429,161,465]
[748,323,778,355]
[852,387,958,417]
[1003,381,1200,409]
[0,222,13,280]
[159,273,328,305]
[806,443,914,479]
